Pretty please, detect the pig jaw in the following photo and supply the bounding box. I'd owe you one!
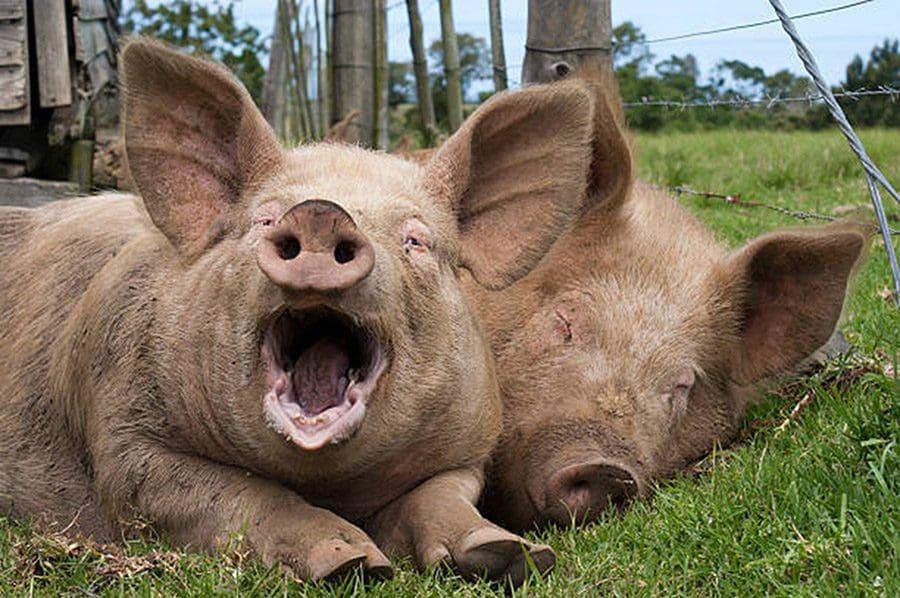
[260,306,389,451]
[484,418,647,531]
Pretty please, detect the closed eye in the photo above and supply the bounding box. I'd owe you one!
[554,309,573,343]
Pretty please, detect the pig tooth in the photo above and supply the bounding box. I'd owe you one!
[347,368,360,383]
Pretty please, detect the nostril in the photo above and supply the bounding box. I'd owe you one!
[567,480,592,507]
[276,236,301,260]
[333,241,356,264]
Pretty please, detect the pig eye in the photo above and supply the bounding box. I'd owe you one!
[401,219,432,254]
[404,235,427,252]
[553,309,574,343]
[253,215,275,227]
[674,368,696,393]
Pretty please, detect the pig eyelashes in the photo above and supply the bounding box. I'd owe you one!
[404,235,427,252]
[401,218,432,255]
[553,309,574,343]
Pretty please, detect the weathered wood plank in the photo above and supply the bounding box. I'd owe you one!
[34,0,72,108]
[0,0,24,21]
[77,18,110,62]
[0,65,26,110]
[77,0,109,20]
[0,1,28,126]
[0,19,26,66]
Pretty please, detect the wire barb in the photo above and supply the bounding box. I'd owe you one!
[767,0,900,307]
[621,87,899,109]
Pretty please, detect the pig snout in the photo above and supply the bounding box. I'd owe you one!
[258,200,375,293]
[541,460,642,526]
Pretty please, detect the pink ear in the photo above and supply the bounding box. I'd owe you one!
[122,39,283,256]
[729,223,868,383]
[424,77,632,290]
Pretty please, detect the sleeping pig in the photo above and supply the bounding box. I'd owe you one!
[461,78,868,531]
[0,40,614,583]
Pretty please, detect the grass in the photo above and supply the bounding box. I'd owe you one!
[2,127,897,596]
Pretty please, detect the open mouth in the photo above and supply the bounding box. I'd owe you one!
[261,307,387,450]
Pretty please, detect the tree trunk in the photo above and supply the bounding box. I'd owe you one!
[332,0,374,145]
[262,2,288,136]
[373,0,389,149]
[299,7,319,138]
[281,0,313,140]
[438,0,463,132]
[405,0,437,144]
[325,0,333,129]
[488,0,507,92]
[314,0,328,134]
[522,0,612,85]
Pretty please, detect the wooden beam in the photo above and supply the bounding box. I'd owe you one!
[0,0,30,125]
[34,0,72,107]
[522,0,613,85]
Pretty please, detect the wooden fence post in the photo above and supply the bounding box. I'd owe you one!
[522,0,612,85]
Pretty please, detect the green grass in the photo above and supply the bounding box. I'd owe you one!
[2,128,897,596]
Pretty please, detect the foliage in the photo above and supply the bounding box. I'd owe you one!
[839,38,899,127]
[427,33,492,98]
[389,62,415,107]
[612,22,898,132]
[124,0,266,103]
[2,128,898,596]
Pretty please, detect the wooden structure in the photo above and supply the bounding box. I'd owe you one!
[0,0,119,184]
[522,0,612,84]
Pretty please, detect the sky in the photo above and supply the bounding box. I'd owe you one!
[133,0,899,95]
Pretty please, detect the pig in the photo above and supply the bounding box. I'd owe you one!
[462,78,868,531]
[0,40,618,583]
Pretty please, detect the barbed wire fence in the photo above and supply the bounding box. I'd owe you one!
[766,0,899,306]
[621,86,897,109]
[506,0,900,305]
[665,185,900,236]
[382,0,900,303]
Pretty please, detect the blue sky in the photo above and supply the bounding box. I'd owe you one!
[135,1,899,93]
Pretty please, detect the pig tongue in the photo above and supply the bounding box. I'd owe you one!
[291,336,351,415]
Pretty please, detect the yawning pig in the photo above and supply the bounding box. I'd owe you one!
[464,79,868,531]
[0,40,613,582]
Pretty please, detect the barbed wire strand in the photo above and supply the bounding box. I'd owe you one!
[503,0,877,73]
[621,86,898,109]
[768,0,900,307]
[617,0,874,50]
[669,185,900,235]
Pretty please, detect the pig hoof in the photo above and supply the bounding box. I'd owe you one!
[307,538,393,580]
[453,527,556,585]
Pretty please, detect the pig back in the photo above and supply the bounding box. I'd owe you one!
[0,195,150,538]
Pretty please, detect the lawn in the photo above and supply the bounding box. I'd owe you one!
[1,127,897,596]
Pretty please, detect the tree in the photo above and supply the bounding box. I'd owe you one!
[612,21,653,74]
[124,0,266,103]
[488,0,507,91]
[389,62,415,107]
[405,0,438,143]
[428,33,491,98]
[714,59,766,99]
[437,0,463,131]
[332,0,374,145]
[841,38,899,126]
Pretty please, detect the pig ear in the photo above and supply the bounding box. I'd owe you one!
[121,39,283,256]
[578,75,633,215]
[727,224,868,384]
[424,78,630,289]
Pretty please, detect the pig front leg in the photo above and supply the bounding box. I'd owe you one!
[366,467,555,585]
[94,446,392,580]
